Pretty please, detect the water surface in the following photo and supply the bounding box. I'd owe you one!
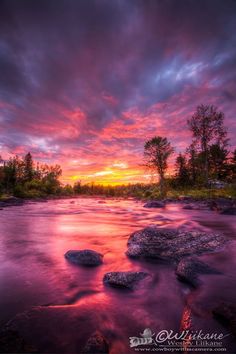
[0,198,235,353]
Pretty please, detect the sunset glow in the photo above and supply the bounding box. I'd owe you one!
[1,1,236,184]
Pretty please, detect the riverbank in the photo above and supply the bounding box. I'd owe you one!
[1,193,236,215]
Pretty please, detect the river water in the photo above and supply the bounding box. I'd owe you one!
[0,198,236,353]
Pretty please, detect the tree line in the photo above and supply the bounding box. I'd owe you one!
[1,104,236,199]
[144,104,236,196]
[0,153,63,198]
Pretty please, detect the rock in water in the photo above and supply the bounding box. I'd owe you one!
[213,303,236,338]
[208,197,236,214]
[64,250,103,266]
[176,257,221,288]
[126,226,226,261]
[182,202,210,210]
[0,196,25,207]
[103,271,149,289]
[220,207,236,215]
[143,201,165,208]
[0,329,38,353]
[82,331,109,353]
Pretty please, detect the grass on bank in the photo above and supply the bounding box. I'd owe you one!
[1,181,236,201]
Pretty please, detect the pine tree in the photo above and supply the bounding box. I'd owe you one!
[23,152,34,182]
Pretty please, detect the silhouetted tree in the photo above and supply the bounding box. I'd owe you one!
[186,142,199,184]
[144,136,174,196]
[74,181,82,193]
[230,149,236,181]
[188,105,227,185]
[23,152,34,182]
[3,156,24,191]
[175,153,190,186]
[209,142,229,180]
[0,153,63,197]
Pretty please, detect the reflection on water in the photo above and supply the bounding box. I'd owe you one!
[180,305,193,353]
[0,197,236,353]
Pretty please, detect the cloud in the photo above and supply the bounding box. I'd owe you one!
[0,0,236,183]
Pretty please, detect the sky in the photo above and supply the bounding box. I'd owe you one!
[0,0,236,185]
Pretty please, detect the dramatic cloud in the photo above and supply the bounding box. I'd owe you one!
[0,0,236,184]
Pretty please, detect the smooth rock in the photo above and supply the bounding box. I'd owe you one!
[103,271,149,289]
[143,201,165,208]
[65,249,103,266]
[126,226,227,261]
[176,257,220,287]
[82,331,109,353]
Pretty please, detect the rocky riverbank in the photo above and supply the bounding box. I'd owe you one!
[1,195,236,215]
[143,196,236,215]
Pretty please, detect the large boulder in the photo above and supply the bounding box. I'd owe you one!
[65,250,103,266]
[103,271,149,290]
[143,201,165,208]
[126,226,227,262]
[82,331,109,353]
[176,257,220,288]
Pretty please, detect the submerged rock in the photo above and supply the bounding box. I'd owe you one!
[176,257,220,287]
[0,196,25,207]
[65,249,103,266]
[220,207,236,215]
[82,331,109,353]
[183,202,210,211]
[126,226,226,261]
[178,196,193,201]
[0,329,38,353]
[103,271,149,289]
[213,303,236,337]
[209,198,235,212]
[143,201,165,208]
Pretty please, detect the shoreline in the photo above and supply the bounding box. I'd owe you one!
[1,194,236,215]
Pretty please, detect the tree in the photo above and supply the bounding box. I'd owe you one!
[3,156,24,191]
[187,105,227,185]
[230,149,236,181]
[74,181,82,193]
[186,142,199,184]
[144,136,174,196]
[23,152,34,182]
[175,153,189,186]
[209,142,229,180]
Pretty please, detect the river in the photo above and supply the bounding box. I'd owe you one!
[0,198,236,353]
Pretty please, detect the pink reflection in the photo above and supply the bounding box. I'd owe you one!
[180,305,192,353]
